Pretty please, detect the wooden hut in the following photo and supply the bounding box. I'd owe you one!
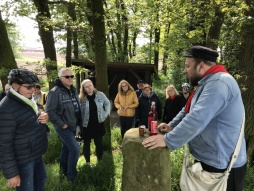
[72,59,156,101]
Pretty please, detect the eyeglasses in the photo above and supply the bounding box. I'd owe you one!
[121,85,128,88]
[21,84,36,90]
[84,84,92,89]
[62,75,74,79]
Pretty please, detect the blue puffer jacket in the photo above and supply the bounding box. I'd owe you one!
[0,92,48,179]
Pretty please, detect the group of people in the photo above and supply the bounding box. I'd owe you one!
[0,67,111,190]
[114,78,191,139]
[0,45,248,191]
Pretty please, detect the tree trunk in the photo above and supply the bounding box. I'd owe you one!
[0,10,18,87]
[154,21,160,80]
[206,5,225,49]
[66,2,75,67]
[33,0,57,89]
[90,0,111,146]
[120,0,128,62]
[236,1,254,165]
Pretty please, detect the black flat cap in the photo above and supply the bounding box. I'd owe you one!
[137,80,144,84]
[184,45,219,62]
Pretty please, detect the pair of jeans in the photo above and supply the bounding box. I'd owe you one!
[83,136,103,163]
[56,128,80,180]
[16,156,46,191]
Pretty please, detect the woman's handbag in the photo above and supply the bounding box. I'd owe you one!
[180,113,245,191]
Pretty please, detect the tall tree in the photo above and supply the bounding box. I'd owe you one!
[0,9,18,87]
[206,3,225,49]
[32,0,58,89]
[90,0,110,133]
[235,0,254,164]
[66,1,78,67]
[90,0,109,96]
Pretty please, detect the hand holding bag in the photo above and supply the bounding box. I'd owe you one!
[180,112,245,191]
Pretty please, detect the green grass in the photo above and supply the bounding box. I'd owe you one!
[1,125,254,191]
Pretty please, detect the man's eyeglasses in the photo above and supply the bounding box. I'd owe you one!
[21,84,36,90]
[62,75,74,79]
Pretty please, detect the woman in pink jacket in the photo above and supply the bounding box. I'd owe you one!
[114,80,139,138]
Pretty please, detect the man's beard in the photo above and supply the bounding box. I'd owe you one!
[189,74,202,87]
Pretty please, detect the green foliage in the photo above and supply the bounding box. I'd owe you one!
[0,68,10,80]
[6,23,23,58]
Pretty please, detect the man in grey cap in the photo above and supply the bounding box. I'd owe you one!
[142,45,247,191]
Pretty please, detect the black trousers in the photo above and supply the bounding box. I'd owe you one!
[197,161,247,191]
[119,116,134,138]
[83,136,103,163]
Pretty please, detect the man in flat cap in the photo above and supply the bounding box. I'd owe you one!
[142,45,247,191]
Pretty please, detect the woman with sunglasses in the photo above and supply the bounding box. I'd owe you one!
[79,79,110,166]
[114,80,139,138]
[46,67,81,182]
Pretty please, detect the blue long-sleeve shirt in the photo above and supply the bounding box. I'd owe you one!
[165,72,247,169]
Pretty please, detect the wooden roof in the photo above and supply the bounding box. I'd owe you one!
[72,59,156,72]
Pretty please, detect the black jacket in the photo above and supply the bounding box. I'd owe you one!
[0,91,48,179]
[46,79,81,131]
[162,95,186,123]
[136,92,162,128]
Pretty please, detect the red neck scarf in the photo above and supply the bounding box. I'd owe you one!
[185,64,229,113]
[169,95,176,100]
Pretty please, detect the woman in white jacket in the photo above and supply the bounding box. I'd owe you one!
[79,79,110,166]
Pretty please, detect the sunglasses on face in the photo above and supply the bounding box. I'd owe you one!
[62,75,74,79]
[21,84,36,90]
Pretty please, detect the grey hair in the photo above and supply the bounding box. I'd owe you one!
[58,67,73,77]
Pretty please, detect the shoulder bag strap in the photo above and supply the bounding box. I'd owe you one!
[226,111,245,172]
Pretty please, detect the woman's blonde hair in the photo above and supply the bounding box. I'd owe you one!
[79,79,97,102]
[165,84,179,98]
[118,80,134,95]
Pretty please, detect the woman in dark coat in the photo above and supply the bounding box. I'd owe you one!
[136,84,162,128]
[162,84,186,123]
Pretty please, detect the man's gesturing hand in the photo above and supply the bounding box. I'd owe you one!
[142,134,166,150]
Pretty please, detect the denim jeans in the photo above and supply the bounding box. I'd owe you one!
[16,156,46,191]
[56,128,80,180]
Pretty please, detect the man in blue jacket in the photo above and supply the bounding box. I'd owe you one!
[0,69,49,190]
[142,45,247,191]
